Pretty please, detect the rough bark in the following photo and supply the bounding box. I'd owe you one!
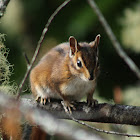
[21,98,140,126]
[0,92,104,140]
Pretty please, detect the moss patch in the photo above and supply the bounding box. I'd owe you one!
[0,34,17,95]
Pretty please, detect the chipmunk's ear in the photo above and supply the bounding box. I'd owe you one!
[69,36,79,57]
[95,34,100,48]
[90,34,101,49]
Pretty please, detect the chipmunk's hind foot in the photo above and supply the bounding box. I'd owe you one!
[87,98,98,107]
[61,100,76,114]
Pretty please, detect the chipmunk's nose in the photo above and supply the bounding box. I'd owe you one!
[89,74,94,80]
[89,70,94,80]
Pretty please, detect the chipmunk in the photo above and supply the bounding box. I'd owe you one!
[30,35,100,113]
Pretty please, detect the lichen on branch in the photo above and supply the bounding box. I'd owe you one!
[0,34,17,95]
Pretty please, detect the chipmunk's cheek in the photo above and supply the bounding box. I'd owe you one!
[80,74,88,81]
[80,68,90,81]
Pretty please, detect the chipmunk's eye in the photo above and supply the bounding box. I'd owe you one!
[77,60,82,68]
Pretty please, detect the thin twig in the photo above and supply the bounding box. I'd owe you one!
[87,0,140,79]
[68,114,140,137]
[0,0,10,18]
[23,52,30,66]
[17,0,71,99]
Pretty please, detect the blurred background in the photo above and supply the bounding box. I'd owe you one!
[0,0,140,139]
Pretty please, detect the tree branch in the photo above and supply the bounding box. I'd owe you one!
[17,0,71,99]
[1,93,140,137]
[21,98,140,137]
[69,116,140,137]
[87,0,140,80]
[0,92,104,140]
[0,0,10,18]
[21,98,140,126]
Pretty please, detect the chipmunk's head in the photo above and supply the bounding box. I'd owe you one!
[69,35,100,81]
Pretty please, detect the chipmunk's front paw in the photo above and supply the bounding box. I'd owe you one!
[61,100,76,114]
[35,95,50,105]
[40,97,51,105]
[87,98,98,107]
[35,95,40,102]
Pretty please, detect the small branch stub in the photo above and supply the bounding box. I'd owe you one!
[0,0,10,18]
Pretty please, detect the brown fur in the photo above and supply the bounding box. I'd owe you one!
[30,35,100,110]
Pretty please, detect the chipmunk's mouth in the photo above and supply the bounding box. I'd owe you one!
[80,74,95,82]
[89,75,94,81]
